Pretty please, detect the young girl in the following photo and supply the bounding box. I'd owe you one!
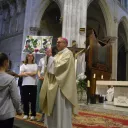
[0,52,22,128]
[19,53,38,120]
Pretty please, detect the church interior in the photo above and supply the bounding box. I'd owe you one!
[0,0,128,127]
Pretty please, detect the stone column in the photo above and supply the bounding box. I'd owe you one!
[125,50,128,80]
[0,11,3,37]
[78,0,87,48]
[62,0,87,47]
[22,0,39,48]
[21,0,37,60]
[110,1,118,80]
[62,0,87,75]
[111,21,118,80]
[62,0,72,45]
[111,38,118,80]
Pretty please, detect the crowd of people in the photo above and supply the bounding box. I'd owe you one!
[0,37,78,128]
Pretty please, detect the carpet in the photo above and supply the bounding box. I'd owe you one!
[15,113,45,128]
[15,110,128,128]
[14,119,42,128]
[72,110,128,128]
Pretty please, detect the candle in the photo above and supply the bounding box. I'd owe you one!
[87,80,90,87]
[93,74,96,78]
[75,59,77,75]
[101,75,103,79]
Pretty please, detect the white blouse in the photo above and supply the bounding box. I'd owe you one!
[20,63,38,86]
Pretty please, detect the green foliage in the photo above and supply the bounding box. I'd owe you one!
[77,79,87,91]
[31,38,38,48]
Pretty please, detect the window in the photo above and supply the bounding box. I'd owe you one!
[124,0,127,8]
[118,0,128,10]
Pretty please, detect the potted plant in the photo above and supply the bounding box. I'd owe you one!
[76,73,87,102]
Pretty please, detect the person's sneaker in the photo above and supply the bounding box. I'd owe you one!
[23,115,28,120]
[37,118,44,122]
[30,116,36,121]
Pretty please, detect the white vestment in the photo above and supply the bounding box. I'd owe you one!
[45,54,72,128]
[44,88,72,128]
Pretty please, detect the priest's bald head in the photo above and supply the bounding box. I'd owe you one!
[56,37,68,51]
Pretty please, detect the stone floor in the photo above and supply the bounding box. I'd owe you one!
[13,119,41,128]
[79,101,128,116]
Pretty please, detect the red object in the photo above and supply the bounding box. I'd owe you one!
[62,37,68,44]
[72,111,128,128]
[34,48,39,52]
[25,45,29,48]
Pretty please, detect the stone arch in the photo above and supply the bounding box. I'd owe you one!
[117,16,128,80]
[88,0,113,36]
[87,0,94,7]
[31,0,63,28]
[118,16,128,48]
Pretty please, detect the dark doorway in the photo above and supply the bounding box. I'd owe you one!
[87,0,107,40]
[117,45,126,80]
[117,22,126,80]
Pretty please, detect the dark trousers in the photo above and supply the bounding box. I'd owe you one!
[0,118,14,128]
[22,85,37,116]
[18,77,23,103]
[19,86,23,103]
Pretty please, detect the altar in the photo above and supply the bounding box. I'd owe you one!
[96,80,128,107]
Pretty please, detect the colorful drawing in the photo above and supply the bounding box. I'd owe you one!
[23,36,53,54]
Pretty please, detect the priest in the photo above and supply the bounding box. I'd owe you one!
[40,37,78,128]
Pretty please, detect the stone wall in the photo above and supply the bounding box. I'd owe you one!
[0,0,25,73]
[0,34,23,73]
